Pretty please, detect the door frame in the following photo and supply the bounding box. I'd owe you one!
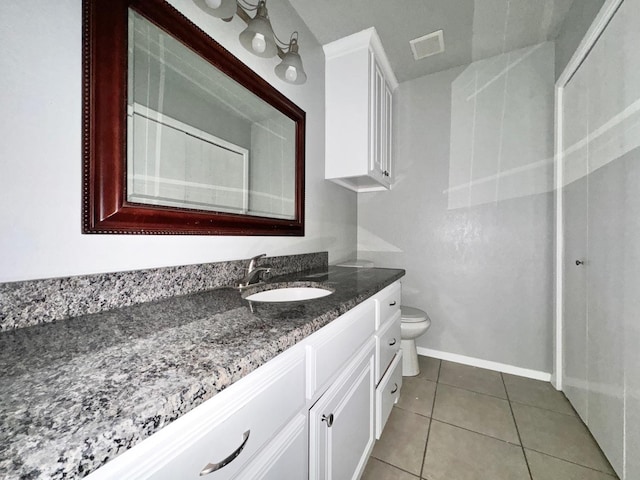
[553,0,624,390]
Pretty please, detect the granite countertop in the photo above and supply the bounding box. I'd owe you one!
[0,266,404,479]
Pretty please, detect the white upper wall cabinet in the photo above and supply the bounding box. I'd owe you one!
[324,28,399,192]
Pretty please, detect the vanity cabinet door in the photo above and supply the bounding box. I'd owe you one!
[369,55,387,186]
[309,339,375,480]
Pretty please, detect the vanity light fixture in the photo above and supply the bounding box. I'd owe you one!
[238,1,278,57]
[275,34,307,84]
[197,0,307,84]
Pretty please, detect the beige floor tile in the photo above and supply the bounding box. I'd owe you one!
[415,355,440,382]
[362,457,419,480]
[432,384,519,443]
[396,377,436,417]
[503,373,575,415]
[438,361,507,398]
[422,420,530,480]
[371,407,430,475]
[512,403,615,474]
[526,449,619,480]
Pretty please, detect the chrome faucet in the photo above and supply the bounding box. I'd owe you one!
[238,253,271,289]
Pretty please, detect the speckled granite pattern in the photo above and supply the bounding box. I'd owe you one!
[0,266,404,479]
[0,252,327,331]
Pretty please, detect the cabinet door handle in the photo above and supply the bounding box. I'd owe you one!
[391,383,398,394]
[321,413,334,427]
[389,301,397,306]
[199,430,250,476]
[575,260,584,266]
[388,338,397,346]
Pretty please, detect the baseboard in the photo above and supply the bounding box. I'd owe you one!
[416,347,552,382]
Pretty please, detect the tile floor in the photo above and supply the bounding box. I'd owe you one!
[363,356,619,480]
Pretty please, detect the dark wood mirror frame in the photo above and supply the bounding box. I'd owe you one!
[82,0,305,235]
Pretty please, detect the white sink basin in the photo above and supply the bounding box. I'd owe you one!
[244,287,333,303]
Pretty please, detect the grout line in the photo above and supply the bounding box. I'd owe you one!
[419,360,442,479]
[502,372,534,480]
[429,418,522,447]
[369,456,421,478]
[394,404,432,419]
[436,380,510,401]
[522,447,620,478]
[509,398,578,417]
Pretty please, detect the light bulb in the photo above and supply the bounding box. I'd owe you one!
[285,66,297,82]
[204,0,222,8]
[251,33,266,53]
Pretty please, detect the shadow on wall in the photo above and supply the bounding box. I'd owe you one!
[446,42,555,209]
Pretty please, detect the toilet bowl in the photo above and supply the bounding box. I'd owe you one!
[400,306,431,376]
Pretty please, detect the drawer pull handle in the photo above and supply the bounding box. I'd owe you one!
[199,430,250,476]
[391,383,398,394]
[389,301,397,306]
[388,338,397,346]
[321,413,334,427]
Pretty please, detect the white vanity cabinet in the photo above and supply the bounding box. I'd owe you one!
[87,280,403,480]
[324,27,398,193]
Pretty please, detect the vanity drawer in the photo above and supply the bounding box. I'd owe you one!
[376,282,401,330]
[375,351,402,439]
[235,413,307,480]
[89,348,306,480]
[375,310,401,384]
[148,355,305,480]
[306,299,375,399]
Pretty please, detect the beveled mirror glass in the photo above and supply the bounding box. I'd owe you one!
[83,0,305,235]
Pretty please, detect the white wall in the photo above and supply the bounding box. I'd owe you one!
[0,0,357,283]
[358,43,556,373]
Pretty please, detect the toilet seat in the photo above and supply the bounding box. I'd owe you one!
[401,306,430,324]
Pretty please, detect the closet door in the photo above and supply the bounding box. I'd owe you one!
[561,63,589,422]
[583,8,626,473]
[561,0,640,476]
[621,3,640,479]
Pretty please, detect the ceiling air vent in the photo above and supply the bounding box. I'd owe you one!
[409,30,444,60]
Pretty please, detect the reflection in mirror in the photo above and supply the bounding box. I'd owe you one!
[127,10,296,220]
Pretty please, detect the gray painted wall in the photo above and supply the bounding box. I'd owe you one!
[358,43,556,373]
[555,0,606,78]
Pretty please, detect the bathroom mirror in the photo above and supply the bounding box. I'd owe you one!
[82,0,305,235]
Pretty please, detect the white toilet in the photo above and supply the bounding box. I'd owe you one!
[400,306,431,376]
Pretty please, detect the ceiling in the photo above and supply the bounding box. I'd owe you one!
[288,0,575,83]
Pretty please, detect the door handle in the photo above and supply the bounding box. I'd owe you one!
[389,301,397,306]
[575,260,584,266]
[388,338,397,346]
[391,383,398,394]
